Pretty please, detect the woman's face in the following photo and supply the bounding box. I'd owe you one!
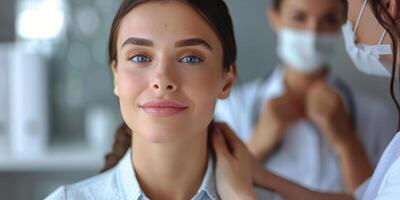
[269,0,345,33]
[112,1,235,144]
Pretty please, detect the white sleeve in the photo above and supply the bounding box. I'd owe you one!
[44,186,66,200]
[353,178,370,200]
[375,158,400,200]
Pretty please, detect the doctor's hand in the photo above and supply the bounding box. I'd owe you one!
[212,123,257,200]
[305,80,356,153]
[211,122,355,200]
[306,80,372,192]
[248,93,304,160]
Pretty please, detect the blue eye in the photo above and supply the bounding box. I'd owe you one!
[131,55,151,63]
[180,56,202,64]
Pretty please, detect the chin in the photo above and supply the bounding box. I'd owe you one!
[144,132,173,143]
[140,126,189,144]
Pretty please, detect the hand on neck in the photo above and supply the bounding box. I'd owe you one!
[284,65,329,99]
[131,130,209,200]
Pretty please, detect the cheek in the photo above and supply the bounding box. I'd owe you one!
[182,67,223,118]
[117,70,148,122]
[348,1,384,45]
[280,16,298,29]
[347,0,358,23]
[118,70,147,99]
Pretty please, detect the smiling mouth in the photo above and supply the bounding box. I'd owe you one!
[139,100,189,117]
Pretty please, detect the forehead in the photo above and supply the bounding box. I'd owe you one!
[117,1,222,50]
[281,0,343,15]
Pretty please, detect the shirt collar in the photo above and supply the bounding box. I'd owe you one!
[260,65,335,101]
[116,149,218,200]
[259,65,285,100]
[117,149,144,200]
[193,154,218,200]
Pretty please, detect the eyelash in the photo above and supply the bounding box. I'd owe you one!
[128,54,204,65]
[289,13,340,26]
[179,55,203,64]
[291,13,306,23]
[130,55,152,63]
[323,16,339,25]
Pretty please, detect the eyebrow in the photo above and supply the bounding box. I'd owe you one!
[121,37,154,48]
[121,37,213,51]
[175,38,213,51]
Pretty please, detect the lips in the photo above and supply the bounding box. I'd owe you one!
[139,99,188,116]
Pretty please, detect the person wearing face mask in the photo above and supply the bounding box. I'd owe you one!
[212,0,400,199]
[214,0,397,198]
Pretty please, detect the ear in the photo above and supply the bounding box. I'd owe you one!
[218,64,236,100]
[111,61,119,97]
[382,0,400,21]
[388,0,400,21]
[267,7,281,31]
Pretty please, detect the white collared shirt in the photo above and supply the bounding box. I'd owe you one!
[215,66,397,197]
[45,149,219,200]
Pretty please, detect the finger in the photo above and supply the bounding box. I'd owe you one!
[308,80,325,97]
[213,123,237,153]
[304,91,315,111]
[311,78,326,87]
[216,123,249,158]
[217,123,245,149]
[305,82,324,108]
[212,127,231,159]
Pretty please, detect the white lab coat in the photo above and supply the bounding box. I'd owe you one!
[354,133,400,200]
[215,66,397,197]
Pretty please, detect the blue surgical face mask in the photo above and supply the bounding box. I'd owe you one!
[342,0,393,77]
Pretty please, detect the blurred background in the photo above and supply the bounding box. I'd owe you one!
[0,0,395,199]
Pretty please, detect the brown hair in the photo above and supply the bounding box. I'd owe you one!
[102,122,132,172]
[101,0,237,172]
[272,0,348,16]
[369,0,400,130]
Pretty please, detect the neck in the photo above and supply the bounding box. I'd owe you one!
[131,130,209,200]
[284,65,328,98]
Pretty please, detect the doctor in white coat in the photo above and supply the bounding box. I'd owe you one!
[211,0,400,199]
[214,0,396,197]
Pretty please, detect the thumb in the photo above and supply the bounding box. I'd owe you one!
[218,123,250,160]
[212,128,231,161]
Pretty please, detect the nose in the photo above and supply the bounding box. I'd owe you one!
[151,79,177,92]
[150,64,178,94]
[307,20,320,33]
